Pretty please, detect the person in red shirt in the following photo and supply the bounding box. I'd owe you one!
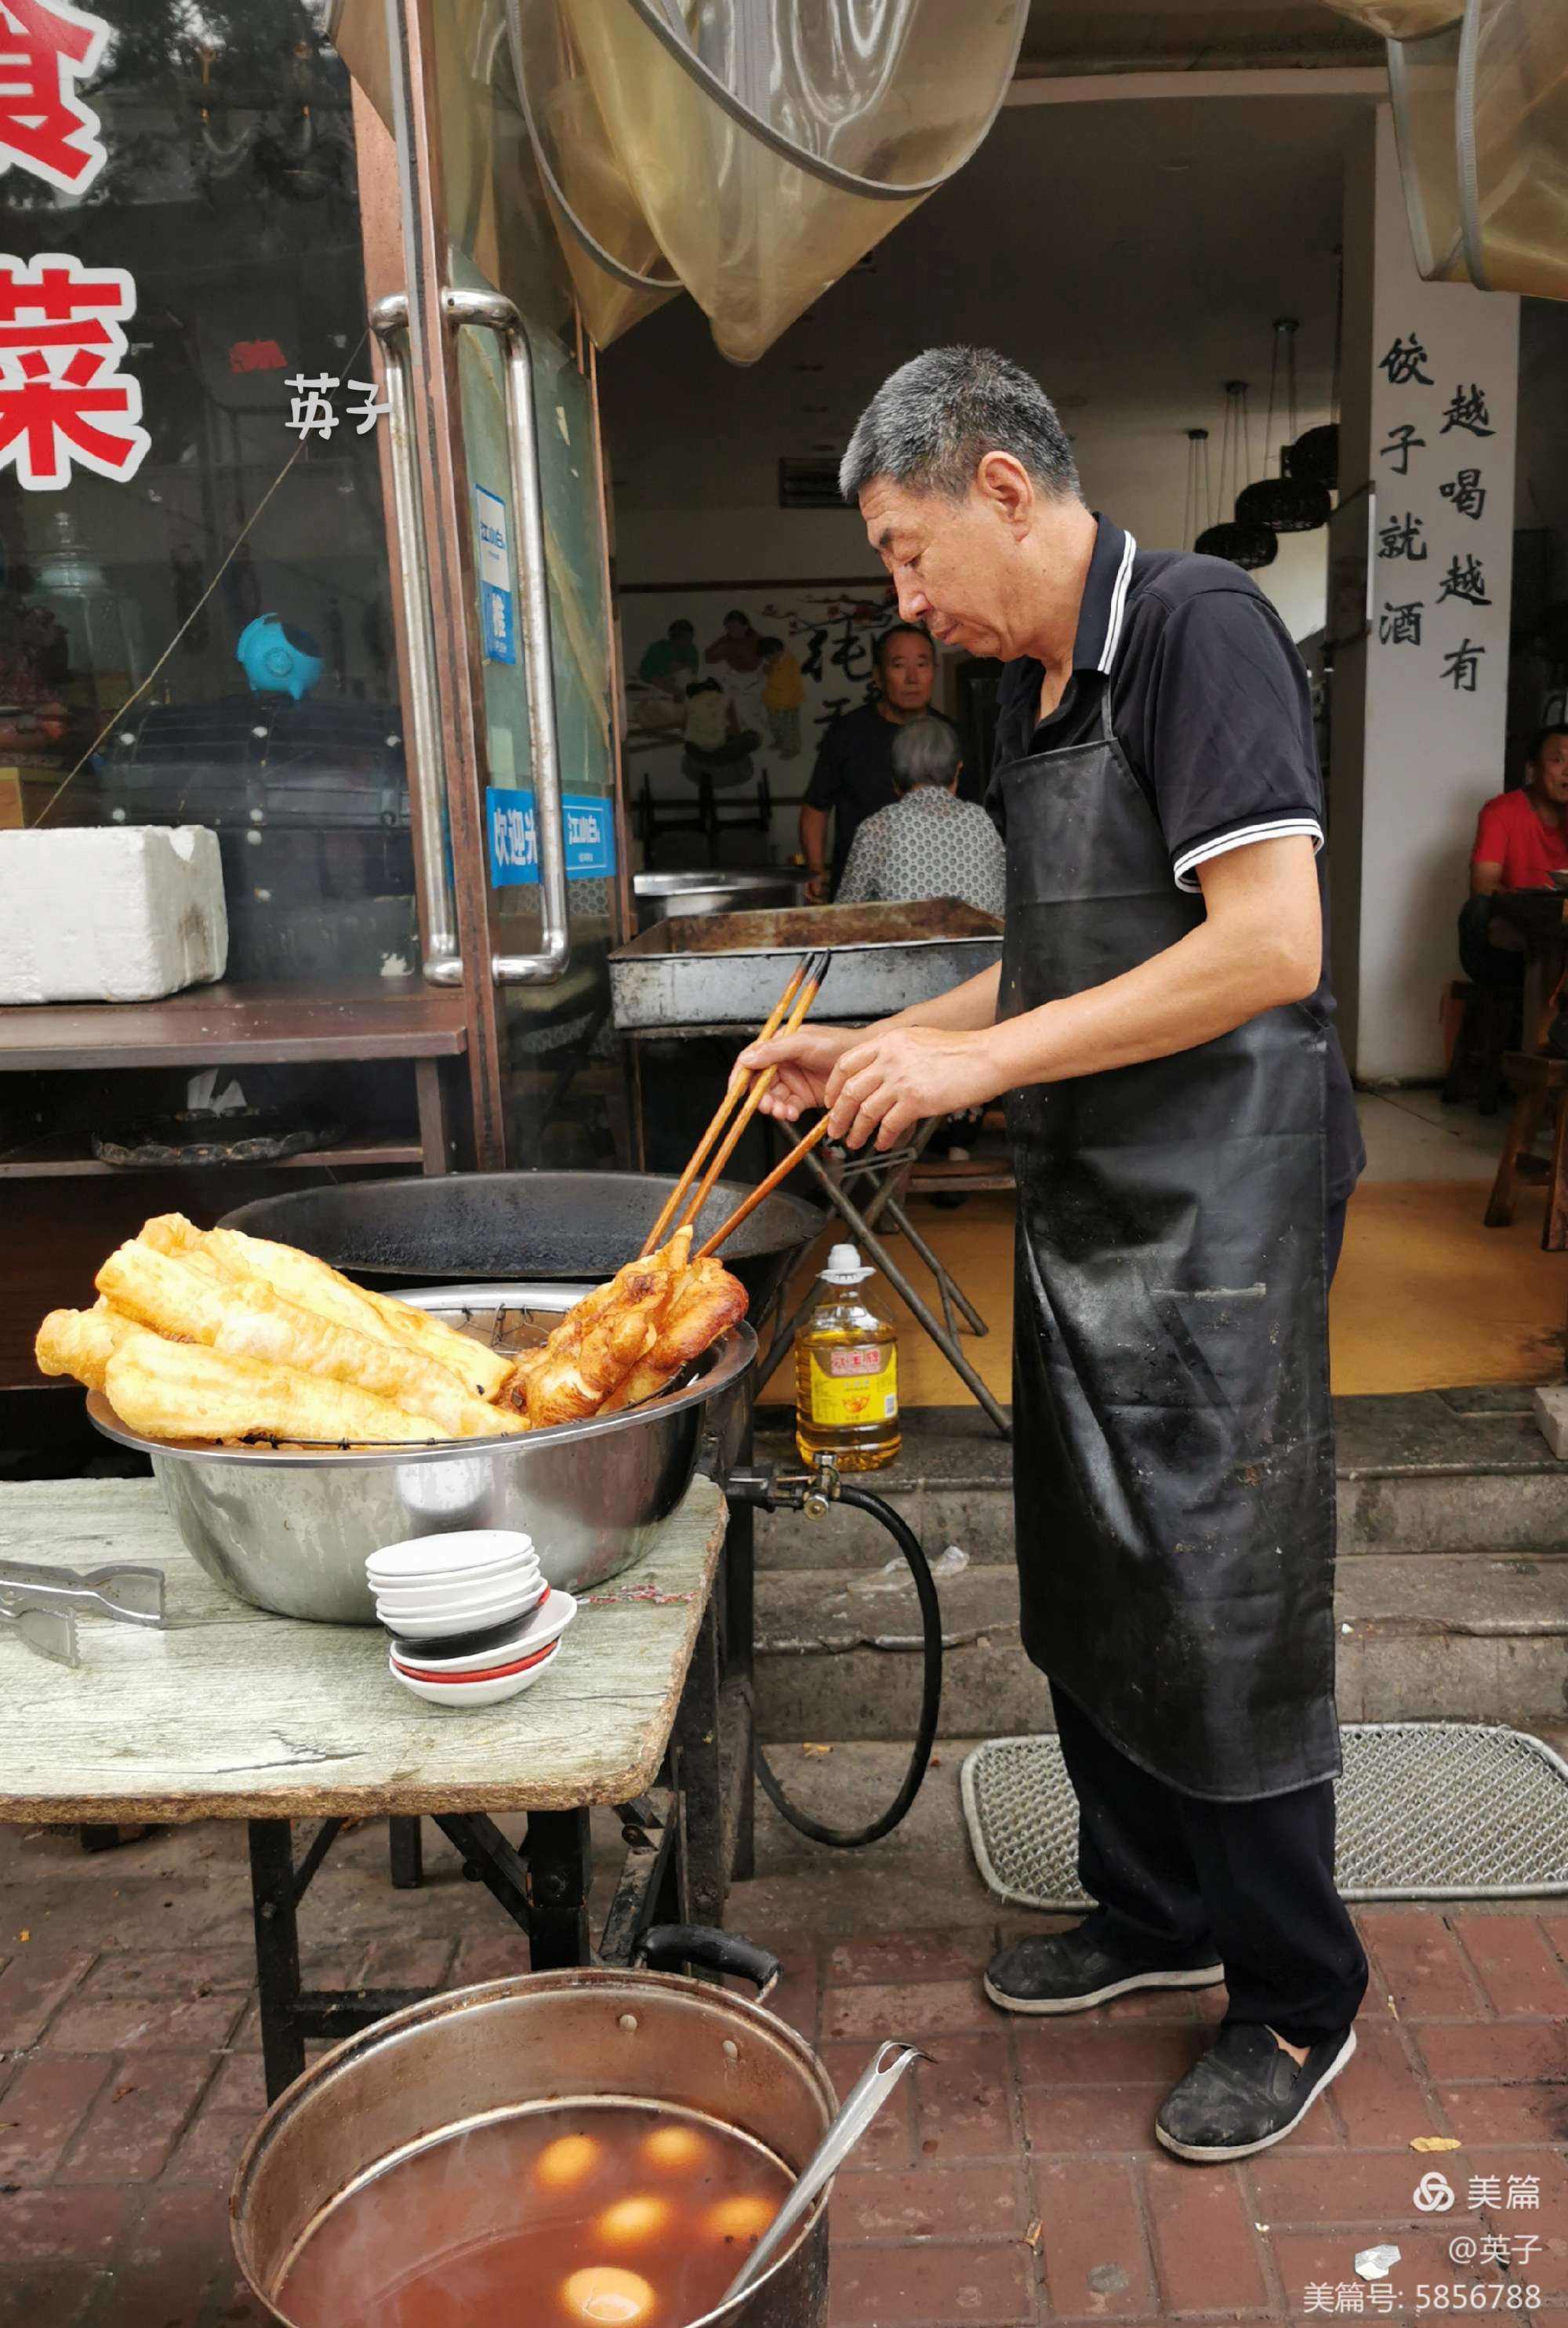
[1459,725,1568,986]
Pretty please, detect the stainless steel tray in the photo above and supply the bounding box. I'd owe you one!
[609,899,1003,1033]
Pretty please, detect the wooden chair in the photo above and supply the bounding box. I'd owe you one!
[1484,1051,1568,1249]
[1441,979,1519,1115]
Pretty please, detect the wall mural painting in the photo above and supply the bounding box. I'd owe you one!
[620,582,896,786]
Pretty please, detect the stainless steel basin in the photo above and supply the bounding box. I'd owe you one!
[86,1284,755,1625]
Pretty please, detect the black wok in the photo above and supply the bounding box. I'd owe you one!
[220,1170,823,1316]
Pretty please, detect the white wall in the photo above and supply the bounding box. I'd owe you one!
[1330,107,1519,1083]
[615,492,1328,645]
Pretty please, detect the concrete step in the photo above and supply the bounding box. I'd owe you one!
[752,1384,1568,1571]
[753,1551,1568,1742]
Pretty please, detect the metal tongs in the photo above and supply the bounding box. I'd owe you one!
[720,2040,925,2306]
[0,1557,166,1668]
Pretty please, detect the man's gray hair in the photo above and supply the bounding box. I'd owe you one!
[840,346,1080,505]
[892,715,962,791]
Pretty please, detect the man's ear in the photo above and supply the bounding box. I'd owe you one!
[975,451,1033,539]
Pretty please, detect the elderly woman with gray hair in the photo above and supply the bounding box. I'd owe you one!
[834,713,1005,918]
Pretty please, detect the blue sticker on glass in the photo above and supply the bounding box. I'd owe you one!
[561,795,615,877]
[474,485,515,664]
[488,789,615,887]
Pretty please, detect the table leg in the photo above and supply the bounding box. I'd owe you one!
[724,1479,757,1887]
[415,1057,451,1176]
[523,1810,592,1968]
[674,1593,726,1929]
[249,1819,306,2103]
[389,1816,423,1890]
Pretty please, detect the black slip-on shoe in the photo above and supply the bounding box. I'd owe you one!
[983,1924,1225,2017]
[1155,2020,1357,2162]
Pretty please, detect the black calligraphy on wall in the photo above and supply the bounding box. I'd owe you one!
[1374,329,1504,696]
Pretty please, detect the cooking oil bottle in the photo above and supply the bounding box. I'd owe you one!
[794,1243,900,1471]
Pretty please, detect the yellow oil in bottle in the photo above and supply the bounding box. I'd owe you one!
[794,1244,900,1471]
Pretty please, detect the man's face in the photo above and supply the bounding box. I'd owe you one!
[860,474,1026,661]
[1533,735,1568,805]
[877,633,935,713]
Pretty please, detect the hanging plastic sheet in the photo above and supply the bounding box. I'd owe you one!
[531,0,1029,363]
[503,0,680,348]
[1389,0,1568,300]
[1316,1,1461,35]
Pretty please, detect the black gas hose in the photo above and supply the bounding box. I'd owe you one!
[725,1464,943,1849]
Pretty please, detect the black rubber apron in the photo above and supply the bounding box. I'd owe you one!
[998,685,1338,1801]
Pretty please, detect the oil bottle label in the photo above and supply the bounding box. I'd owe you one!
[808,1347,898,1426]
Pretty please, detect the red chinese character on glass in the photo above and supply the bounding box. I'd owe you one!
[0,252,148,488]
[0,0,110,194]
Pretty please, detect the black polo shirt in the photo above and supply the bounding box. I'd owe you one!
[989,515,1363,1207]
[804,703,959,892]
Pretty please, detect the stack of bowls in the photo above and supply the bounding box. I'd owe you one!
[365,1530,577,1709]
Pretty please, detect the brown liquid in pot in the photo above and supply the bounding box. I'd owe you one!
[277,2101,792,2328]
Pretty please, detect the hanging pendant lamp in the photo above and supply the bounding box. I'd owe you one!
[1181,427,1211,552]
[1235,319,1332,534]
[1287,258,1341,492]
[1196,382,1276,570]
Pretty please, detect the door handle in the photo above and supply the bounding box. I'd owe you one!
[370,289,572,990]
[369,292,463,988]
[445,286,571,987]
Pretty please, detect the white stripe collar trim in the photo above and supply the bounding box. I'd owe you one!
[1097,529,1138,675]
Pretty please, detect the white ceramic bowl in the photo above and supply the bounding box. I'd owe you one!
[366,1529,535,1586]
[371,1562,539,1616]
[389,1592,576,1676]
[388,1637,561,1708]
[378,1583,546,1640]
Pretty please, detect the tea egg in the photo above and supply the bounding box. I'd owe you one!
[641,2123,708,2172]
[535,2132,601,2191]
[597,2194,671,2246]
[706,2193,779,2244]
[561,2265,655,2326]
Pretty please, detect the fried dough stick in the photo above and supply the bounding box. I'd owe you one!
[140,1215,510,1404]
[103,1331,440,1447]
[524,1305,662,1429]
[496,1231,691,1422]
[35,1302,141,1394]
[600,1260,748,1412]
[97,1240,524,1440]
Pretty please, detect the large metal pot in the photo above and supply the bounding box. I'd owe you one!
[233,1939,834,2328]
[87,1284,754,1625]
[218,1171,823,1323]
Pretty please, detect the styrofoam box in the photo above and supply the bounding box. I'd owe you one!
[0,826,227,1004]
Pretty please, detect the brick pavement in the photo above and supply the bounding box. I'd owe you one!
[0,1820,1563,2325]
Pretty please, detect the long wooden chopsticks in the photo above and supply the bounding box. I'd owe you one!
[670,949,829,1242]
[639,949,829,1256]
[695,1113,833,1260]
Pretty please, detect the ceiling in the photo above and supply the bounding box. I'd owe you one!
[1018,1,1381,73]
[597,91,1367,532]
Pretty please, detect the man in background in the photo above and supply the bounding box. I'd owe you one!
[1460,724,1568,986]
[799,622,953,898]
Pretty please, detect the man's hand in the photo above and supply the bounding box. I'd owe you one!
[736,1024,860,1120]
[823,1025,1004,1151]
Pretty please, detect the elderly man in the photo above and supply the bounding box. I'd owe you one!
[799,621,954,899]
[742,346,1367,2163]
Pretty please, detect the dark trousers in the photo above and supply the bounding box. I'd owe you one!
[1051,1683,1369,2043]
[1457,893,1526,989]
[1051,1193,1367,2046]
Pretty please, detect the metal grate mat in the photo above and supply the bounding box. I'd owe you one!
[960,1725,1568,1907]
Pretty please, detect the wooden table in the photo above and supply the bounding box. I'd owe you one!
[0,1473,728,2097]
